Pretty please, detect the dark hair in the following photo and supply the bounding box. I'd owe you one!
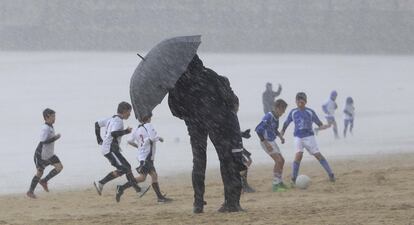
[117,101,132,114]
[43,108,55,119]
[274,99,288,109]
[140,112,153,123]
[296,92,307,102]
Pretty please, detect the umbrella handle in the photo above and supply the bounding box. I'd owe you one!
[137,53,145,61]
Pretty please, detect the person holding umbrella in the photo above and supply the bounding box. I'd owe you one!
[168,55,246,213]
[130,36,244,213]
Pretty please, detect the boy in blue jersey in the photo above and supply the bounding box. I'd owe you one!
[281,92,336,184]
[255,99,288,192]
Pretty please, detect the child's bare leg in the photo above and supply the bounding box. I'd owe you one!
[332,121,339,138]
[41,162,63,184]
[149,171,167,200]
[343,120,349,137]
[270,153,284,184]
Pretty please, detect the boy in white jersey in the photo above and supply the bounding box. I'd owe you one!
[115,113,172,203]
[93,102,142,196]
[27,108,63,198]
[317,90,339,139]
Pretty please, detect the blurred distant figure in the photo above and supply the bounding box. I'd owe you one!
[343,97,355,138]
[262,83,282,114]
[317,90,339,139]
[27,108,63,199]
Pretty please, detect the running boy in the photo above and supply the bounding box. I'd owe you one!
[27,108,63,198]
[93,102,142,196]
[115,113,172,203]
[281,92,336,184]
[343,97,355,138]
[255,99,288,192]
[318,90,339,139]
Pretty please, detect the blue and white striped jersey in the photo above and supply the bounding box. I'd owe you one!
[283,107,323,138]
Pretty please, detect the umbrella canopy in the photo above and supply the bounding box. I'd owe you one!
[130,35,201,121]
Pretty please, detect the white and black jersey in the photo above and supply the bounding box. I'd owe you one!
[129,123,161,161]
[35,123,57,160]
[101,115,125,155]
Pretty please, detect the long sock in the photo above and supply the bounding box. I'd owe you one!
[319,159,333,176]
[29,176,40,192]
[292,161,300,181]
[152,182,164,199]
[126,172,141,193]
[41,169,60,182]
[273,172,282,184]
[121,182,132,191]
[99,172,117,185]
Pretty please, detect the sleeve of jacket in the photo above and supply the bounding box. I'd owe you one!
[207,69,239,110]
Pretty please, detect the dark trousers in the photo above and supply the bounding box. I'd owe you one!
[186,115,242,208]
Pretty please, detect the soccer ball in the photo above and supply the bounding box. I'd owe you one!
[295,175,311,189]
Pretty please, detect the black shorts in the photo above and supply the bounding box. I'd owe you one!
[34,155,61,171]
[136,160,156,175]
[104,151,131,173]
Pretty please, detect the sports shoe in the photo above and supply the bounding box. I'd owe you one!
[26,191,37,199]
[272,183,287,192]
[157,196,173,203]
[39,180,49,192]
[329,174,336,182]
[290,177,296,188]
[279,182,289,189]
[115,185,123,203]
[93,181,103,196]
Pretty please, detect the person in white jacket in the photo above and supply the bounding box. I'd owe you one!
[115,113,172,203]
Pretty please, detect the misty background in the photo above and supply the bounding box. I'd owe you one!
[1,0,414,53]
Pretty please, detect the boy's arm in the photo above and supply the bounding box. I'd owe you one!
[43,134,61,144]
[343,109,353,117]
[127,140,138,148]
[255,114,270,141]
[273,84,282,97]
[281,112,292,135]
[111,128,132,138]
[147,125,162,142]
[312,110,330,130]
[94,122,103,145]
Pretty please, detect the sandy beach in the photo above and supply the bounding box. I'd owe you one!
[1,153,413,225]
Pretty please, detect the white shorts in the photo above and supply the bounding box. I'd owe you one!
[260,140,281,155]
[294,136,320,155]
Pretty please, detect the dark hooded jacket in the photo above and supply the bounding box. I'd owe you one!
[168,55,239,123]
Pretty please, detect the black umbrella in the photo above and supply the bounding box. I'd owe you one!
[130,35,201,121]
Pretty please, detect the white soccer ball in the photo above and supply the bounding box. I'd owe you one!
[295,175,311,189]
